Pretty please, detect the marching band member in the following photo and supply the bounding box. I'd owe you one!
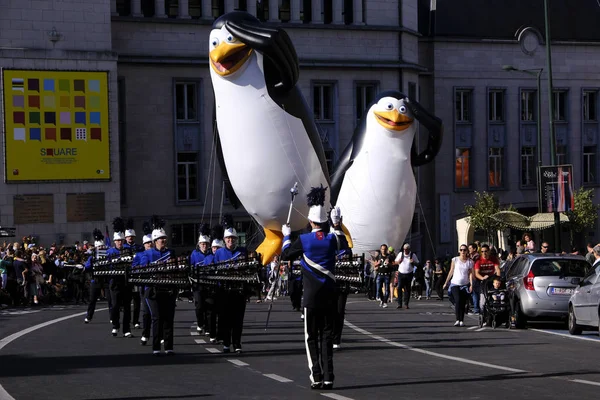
[84,229,109,324]
[330,207,352,350]
[124,218,143,329]
[133,221,154,346]
[189,224,212,334]
[213,215,247,354]
[281,186,338,390]
[205,226,224,343]
[107,217,133,338]
[141,216,177,356]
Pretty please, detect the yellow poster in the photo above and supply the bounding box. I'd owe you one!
[2,70,110,182]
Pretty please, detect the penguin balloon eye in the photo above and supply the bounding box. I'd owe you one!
[385,103,394,110]
[211,37,219,48]
[399,105,407,113]
[226,35,236,43]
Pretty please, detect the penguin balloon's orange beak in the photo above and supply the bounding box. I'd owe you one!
[374,110,413,131]
[210,42,253,76]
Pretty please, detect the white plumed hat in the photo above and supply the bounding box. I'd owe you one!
[125,218,136,238]
[142,221,153,244]
[211,239,224,248]
[150,215,167,241]
[112,217,126,241]
[198,223,211,244]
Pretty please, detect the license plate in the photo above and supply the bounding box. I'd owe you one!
[550,287,574,295]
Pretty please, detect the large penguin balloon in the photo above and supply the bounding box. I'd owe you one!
[330,91,443,253]
[209,11,331,264]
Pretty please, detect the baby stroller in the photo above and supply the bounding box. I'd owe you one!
[478,277,510,329]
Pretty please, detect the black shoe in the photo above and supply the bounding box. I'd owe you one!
[165,350,175,356]
[310,382,323,390]
[322,382,333,390]
[222,346,230,353]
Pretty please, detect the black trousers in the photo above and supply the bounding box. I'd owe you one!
[220,290,246,349]
[131,287,141,325]
[145,288,177,351]
[204,290,219,339]
[398,273,413,306]
[289,279,303,310]
[304,305,335,383]
[434,276,445,299]
[141,287,151,338]
[193,289,205,329]
[110,282,132,333]
[333,290,348,345]
[87,281,112,320]
[451,285,469,322]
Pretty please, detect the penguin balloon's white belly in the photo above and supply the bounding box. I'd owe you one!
[336,143,416,253]
[210,54,328,231]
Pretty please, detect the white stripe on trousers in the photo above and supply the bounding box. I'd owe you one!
[304,307,314,384]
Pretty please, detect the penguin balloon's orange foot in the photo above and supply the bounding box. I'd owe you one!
[256,228,284,265]
[342,223,354,248]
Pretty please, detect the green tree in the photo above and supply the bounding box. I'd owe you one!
[565,187,600,247]
[464,191,504,246]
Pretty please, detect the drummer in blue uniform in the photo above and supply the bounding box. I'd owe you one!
[329,207,352,350]
[84,229,110,324]
[124,219,143,330]
[213,216,247,354]
[141,216,177,356]
[107,217,133,338]
[281,186,338,390]
[134,221,154,346]
[189,224,212,335]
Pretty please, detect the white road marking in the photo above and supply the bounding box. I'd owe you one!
[190,331,199,336]
[571,379,600,387]
[468,326,479,330]
[344,320,526,373]
[228,359,249,366]
[263,374,293,383]
[0,307,108,400]
[530,329,600,344]
[476,328,486,332]
[206,347,221,353]
[194,339,206,344]
[321,393,355,400]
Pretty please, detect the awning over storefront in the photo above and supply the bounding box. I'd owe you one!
[490,211,569,231]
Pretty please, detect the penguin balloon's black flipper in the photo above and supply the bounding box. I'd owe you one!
[405,97,444,167]
[213,107,241,209]
[330,117,368,205]
[225,20,299,93]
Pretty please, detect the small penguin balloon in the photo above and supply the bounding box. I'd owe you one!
[331,91,443,254]
[208,11,331,265]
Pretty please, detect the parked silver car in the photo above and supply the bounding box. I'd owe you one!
[504,254,590,328]
[568,262,600,335]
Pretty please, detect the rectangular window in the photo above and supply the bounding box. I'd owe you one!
[455,148,470,189]
[455,90,472,122]
[488,147,503,188]
[190,0,201,17]
[175,82,198,121]
[553,90,567,121]
[521,90,536,121]
[556,144,568,165]
[177,152,199,202]
[171,223,200,247]
[583,91,597,121]
[355,83,377,122]
[583,145,597,184]
[521,146,536,187]
[488,90,504,122]
[313,83,334,121]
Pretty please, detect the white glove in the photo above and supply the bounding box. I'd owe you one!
[281,224,291,237]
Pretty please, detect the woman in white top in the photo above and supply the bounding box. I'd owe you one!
[443,245,473,326]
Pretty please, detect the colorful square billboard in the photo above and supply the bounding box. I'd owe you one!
[2,70,110,182]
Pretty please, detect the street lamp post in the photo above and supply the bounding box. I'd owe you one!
[543,0,562,252]
[502,65,544,213]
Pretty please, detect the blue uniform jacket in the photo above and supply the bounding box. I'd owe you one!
[190,249,211,266]
[213,246,247,263]
[141,247,176,265]
[281,229,338,309]
[124,242,144,253]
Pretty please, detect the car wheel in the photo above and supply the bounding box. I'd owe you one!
[513,300,527,329]
[568,305,582,335]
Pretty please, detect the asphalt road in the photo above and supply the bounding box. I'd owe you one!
[1,296,600,400]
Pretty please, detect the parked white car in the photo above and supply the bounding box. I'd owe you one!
[568,262,600,335]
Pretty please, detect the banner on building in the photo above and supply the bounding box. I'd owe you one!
[540,164,575,213]
[2,70,110,182]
